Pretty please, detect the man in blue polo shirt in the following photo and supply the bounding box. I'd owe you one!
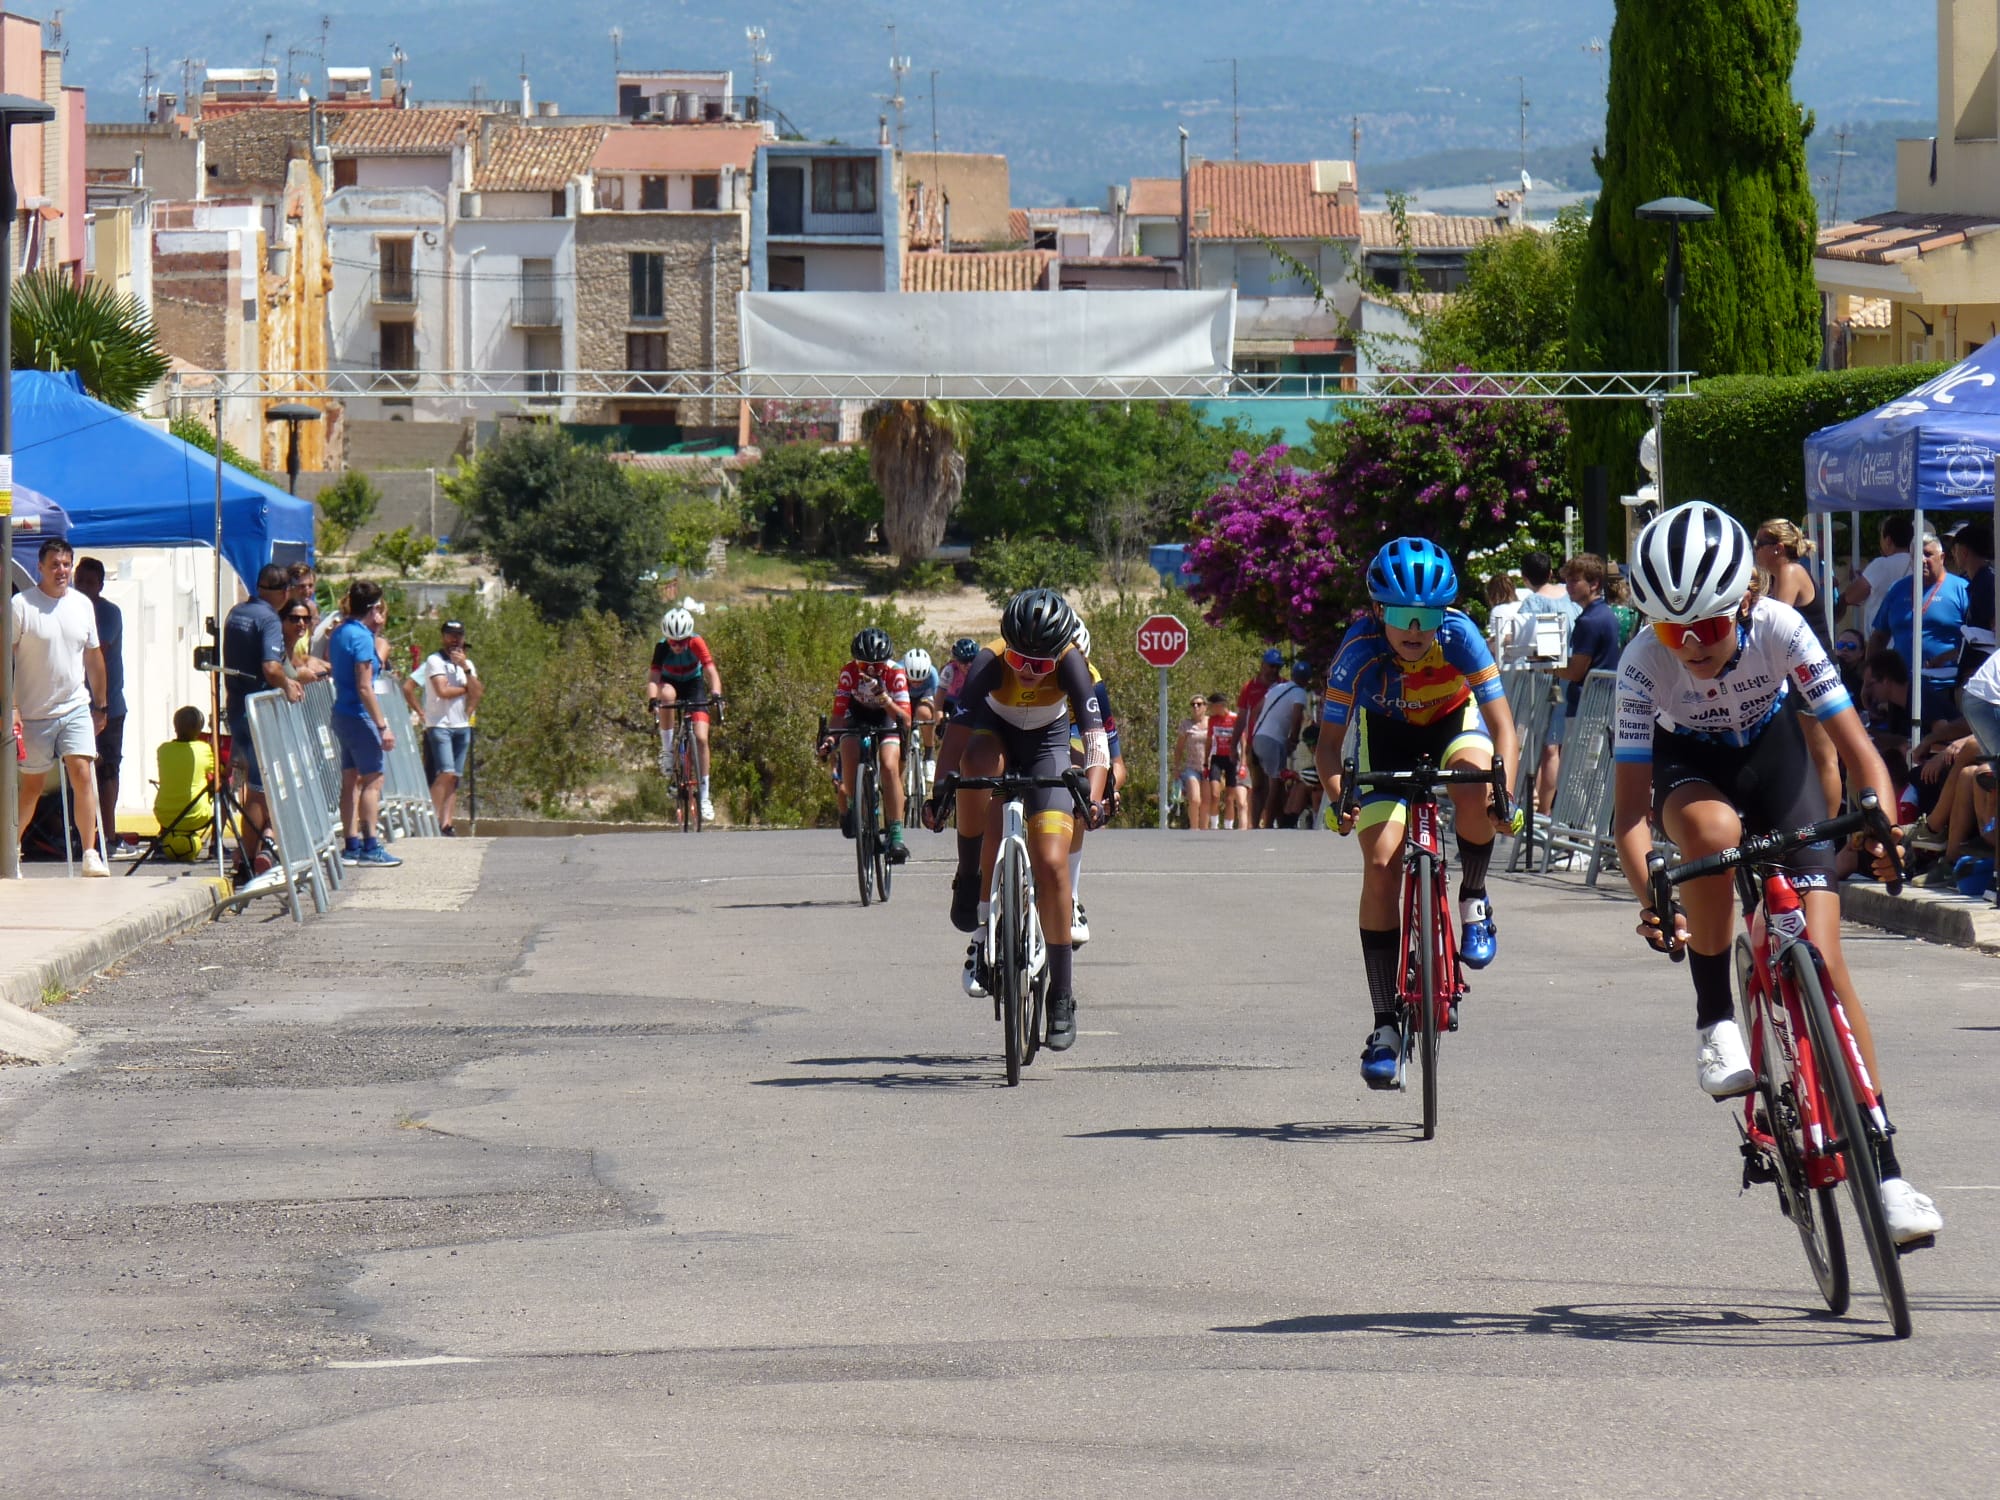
[328,579,402,867]
[1870,532,1969,728]
[221,562,302,882]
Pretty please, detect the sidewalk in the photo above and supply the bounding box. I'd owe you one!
[1840,876,2000,954]
[0,862,227,1065]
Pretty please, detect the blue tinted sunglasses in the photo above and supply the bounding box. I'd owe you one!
[1379,603,1444,633]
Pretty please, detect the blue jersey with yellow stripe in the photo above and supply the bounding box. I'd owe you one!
[1322,610,1503,728]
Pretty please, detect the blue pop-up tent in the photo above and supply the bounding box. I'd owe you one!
[8,483,70,589]
[1805,345,2000,723]
[10,370,313,586]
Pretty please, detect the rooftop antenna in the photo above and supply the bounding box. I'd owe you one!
[1828,122,1856,225]
[1351,113,1360,173]
[746,26,770,110]
[610,26,622,74]
[136,44,157,119]
[259,30,274,70]
[179,55,204,110]
[1582,36,1606,148]
[318,13,331,97]
[390,44,407,99]
[1515,75,1530,180]
[929,66,940,166]
[884,21,910,152]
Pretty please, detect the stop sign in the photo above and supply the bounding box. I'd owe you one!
[1135,613,1190,667]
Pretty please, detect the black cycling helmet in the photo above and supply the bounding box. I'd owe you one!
[999,587,1078,659]
[951,636,980,663]
[851,627,893,663]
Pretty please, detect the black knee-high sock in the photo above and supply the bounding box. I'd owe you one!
[1457,832,1492,904]
[1689,949,1734,1029]
[1874,1091,1904,1179]
[1361,927,1400,1025]
[956,832,981,882]
[1048,941,1073,998]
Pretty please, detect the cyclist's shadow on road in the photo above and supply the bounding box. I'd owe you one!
[1071,1121,1425,1145]
[751,1054,1013,1090]
[1215,1303,1895,1346]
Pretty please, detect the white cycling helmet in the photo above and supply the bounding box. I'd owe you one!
[902,647,934,680]
[661,606,696,640]
[1073,621,1093,658]
[1628,501,1754,624]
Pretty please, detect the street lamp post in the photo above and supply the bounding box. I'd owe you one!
[263,402,322,495]
[1634,196,1715,513]
[1,92,60,882]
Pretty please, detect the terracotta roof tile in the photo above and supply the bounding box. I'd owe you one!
[1007,208,1029,243]
[1847,296,1893,330]
[1817,211,2000,264]
[475,125,608,191]
[1189,161,1359,241]
[1359,211,1509,249]
[900,250,1055,292]
[330,107,484,156]
[1127,177,1180,217]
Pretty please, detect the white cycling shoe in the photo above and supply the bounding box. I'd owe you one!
[1696,1019,1754,1098]
[962,941,989,1000]
[1880,1178,1944,1244]
[699,797,716,822]
[1070,901,1090,946]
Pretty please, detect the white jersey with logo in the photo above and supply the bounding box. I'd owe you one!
[1614,597,1852,762]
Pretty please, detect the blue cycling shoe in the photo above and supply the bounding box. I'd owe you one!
[1360,1023,1401,1090]
[1460,896,1497,969]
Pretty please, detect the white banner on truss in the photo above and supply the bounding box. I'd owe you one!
[737,290,1237,400]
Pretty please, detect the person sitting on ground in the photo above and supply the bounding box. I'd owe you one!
[153,706,216,861]
[1860,647,1913,752]
[1832,628,1867,697]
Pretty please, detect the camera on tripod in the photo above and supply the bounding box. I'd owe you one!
[194,616,220,673]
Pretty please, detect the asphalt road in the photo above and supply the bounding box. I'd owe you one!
[4,829,1997,1498]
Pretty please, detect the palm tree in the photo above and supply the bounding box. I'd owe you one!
[864,399,971,563]
[11,269,171,412]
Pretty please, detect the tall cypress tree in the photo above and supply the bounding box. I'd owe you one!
[1569,2,1821,497]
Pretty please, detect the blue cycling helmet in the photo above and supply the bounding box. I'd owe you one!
[1367,537,1458,608]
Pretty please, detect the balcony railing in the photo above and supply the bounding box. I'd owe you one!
[372,268,416,305]
[510,294,562,328]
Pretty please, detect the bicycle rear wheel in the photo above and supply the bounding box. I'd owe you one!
[1413,851,1440,1141]
[1791,945,1910,1338]
[1736,938,1846,1314]
[998,846,1027,1086]
[856,763,878,906]
[874,762,893,902]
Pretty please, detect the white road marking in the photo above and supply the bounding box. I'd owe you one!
[325,1355,483,1369]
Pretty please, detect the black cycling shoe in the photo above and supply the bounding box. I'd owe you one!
[840,806,856,839]
[886,836,910,865]
[949,872,979,933]
[1046,991,1077,1051]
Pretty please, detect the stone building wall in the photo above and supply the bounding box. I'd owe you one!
[573,210,746,434]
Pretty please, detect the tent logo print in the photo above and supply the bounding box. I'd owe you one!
[1936,440,1994,499]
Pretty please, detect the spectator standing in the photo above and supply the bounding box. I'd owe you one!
[1756,520,1842,817]
[279,603,330,684]
[328,580,402,867]
[1484,573,1525,663]
[1247,659,1313,828]
[1174,694,1209,830]
[1869,531,1969,726]
[9,539,109,874]
[409,619,482,835]
[72,557,126,844]
[1236,649,1283,824]
[1516,551,1579,812]
[222,563,303,882]
[1951,521,1995,682]
[1553,554,1622,719]
[1839,512,1915,627]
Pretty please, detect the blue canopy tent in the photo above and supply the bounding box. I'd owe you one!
[1804,345,2000,725]
[7,483,70,590]
[10,371,313,587]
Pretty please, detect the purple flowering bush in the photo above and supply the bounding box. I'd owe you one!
[1189,392,1569,656]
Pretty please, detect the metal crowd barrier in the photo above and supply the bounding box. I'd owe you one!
[297,679,347,893]
[1499,667,1554,873]
[380,689,441,839]
[1533,668,1621,886]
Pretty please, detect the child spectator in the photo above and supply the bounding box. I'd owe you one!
[154,706,216,861]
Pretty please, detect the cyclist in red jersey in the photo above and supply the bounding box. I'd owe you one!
[1206,694,1245,828]
[824,627,913,862]
[648,606,723,822]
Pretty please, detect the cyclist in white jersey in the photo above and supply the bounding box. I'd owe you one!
[1610,502,1941,1244]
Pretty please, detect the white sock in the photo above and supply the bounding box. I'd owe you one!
[1209,815,1220,829]
[700,776,711,797]
[1068,850,1083,897]
[977,900,991,925]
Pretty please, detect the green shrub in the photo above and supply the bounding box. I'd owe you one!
[736,440,882,556]
[1661,361,1950,526]
[1079,594,1271,828]
[895,558,959,594]
[701,590,924,826]
[975,534,1101,608]
[314,469,383,554]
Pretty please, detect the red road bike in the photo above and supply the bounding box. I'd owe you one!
[1343,757,1511,1141]
[1648,794,1921,1338]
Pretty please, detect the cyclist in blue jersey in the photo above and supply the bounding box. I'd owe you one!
[904,647,942,789]
[1315,538,1520,1087]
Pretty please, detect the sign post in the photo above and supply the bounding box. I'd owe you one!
[1135,613,1190,829]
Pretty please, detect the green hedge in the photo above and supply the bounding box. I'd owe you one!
[1661,362,1949,527]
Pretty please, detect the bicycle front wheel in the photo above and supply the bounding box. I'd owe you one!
[998,846,1027,1086]
[856,763,878,906]
[1791,944,1910,1338]
[1738,938,1847,1315]
[1413,851,1440,1142]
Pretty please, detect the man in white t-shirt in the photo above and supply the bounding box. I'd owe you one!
[9,539,110,874]
[1839,513,1916,630]
[404,619,482,834]
[1245,660,1313,828]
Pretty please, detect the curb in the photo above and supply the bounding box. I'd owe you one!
[1839,879,2000,954]
[0,877,227,1065]
[465,819,685,838]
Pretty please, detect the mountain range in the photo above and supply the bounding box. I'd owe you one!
[59,1,1937,208]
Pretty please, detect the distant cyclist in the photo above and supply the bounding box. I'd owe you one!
[1611,501,1940,1244]
[925,589,1110,1052]
[940,636,980,715]
[904,647,942,789]
[1065,621,1126,946]
[648,606,723,823]
[826,627,912,862]
[1316,537,1519,1089]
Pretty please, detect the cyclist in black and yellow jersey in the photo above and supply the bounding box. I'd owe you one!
[924,589,1110,1051]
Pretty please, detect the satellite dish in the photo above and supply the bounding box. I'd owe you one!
[1520,168,1532,193]
[1639,425,1660,479]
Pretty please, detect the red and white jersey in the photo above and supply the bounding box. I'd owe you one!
[834,660,911,720]
[1207,709,1239,758]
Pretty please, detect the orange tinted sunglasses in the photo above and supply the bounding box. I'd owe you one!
[1652,615,1737,650]
[1004,648,1058,676]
